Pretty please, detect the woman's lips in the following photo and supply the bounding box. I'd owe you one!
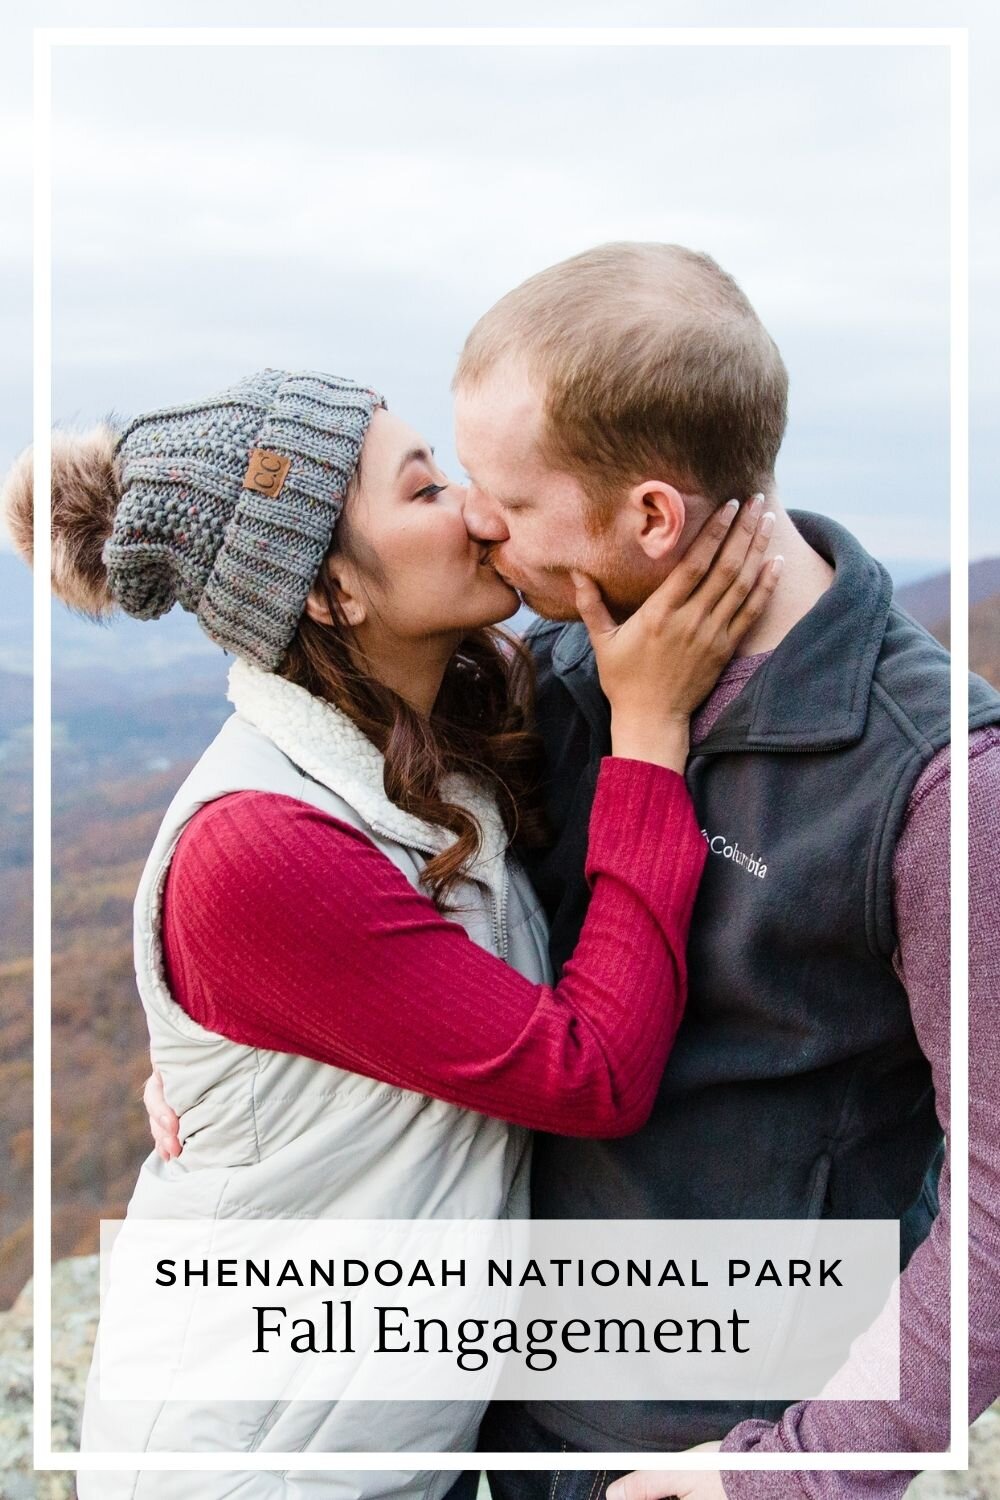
[477,553,522,599]
[480,550,512,580]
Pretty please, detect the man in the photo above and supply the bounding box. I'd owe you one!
[452,243,1000,1499]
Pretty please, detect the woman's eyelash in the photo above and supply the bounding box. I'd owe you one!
[414,483,447,500]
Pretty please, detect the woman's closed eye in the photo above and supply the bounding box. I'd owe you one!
[413,482,448,501]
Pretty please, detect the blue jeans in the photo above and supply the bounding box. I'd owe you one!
[486,1476,620,1500]
[444,1473,481,1500]
[446,1476,479,1500]
[479,1405,627,1500]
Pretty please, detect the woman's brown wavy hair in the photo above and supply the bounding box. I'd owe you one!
[278,497,550,913]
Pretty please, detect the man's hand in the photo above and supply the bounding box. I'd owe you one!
[142,1066,182,1160]
[606,1445,726,1500]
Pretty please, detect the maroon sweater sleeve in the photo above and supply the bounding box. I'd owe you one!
[161,757,706,1138]
[720,726,1000,1498]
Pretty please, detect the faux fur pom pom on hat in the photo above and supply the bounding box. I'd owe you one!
[0,371,384,668]
[1,422,122,618]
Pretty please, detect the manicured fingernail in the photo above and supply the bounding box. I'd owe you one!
[722,499,739,522]
[771,554,785,577]
[750,494,764,517]
[760,511,775,538]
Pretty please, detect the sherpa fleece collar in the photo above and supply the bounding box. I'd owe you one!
[227,657,510,893]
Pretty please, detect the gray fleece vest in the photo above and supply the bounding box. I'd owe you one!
[517,511,1000,1451]
[79,660,552,1500]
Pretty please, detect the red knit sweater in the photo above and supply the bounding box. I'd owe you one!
[161,757,706,1138]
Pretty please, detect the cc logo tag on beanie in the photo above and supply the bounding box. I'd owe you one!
[244,448,292,497]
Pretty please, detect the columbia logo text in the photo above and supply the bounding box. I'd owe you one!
[701,829,768,880]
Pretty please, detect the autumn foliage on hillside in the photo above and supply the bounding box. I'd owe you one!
[0,758,201,1307]
[51,768,197,1259]
[0,710,32,1311]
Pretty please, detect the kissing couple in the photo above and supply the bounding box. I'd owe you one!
[7,241,997,1500]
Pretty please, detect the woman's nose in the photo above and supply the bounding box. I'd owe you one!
[462,485,509,544]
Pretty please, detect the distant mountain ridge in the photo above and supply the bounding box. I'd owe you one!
[893,558,1000,632]
[0,549,960,682]
[891,561,1000,686]
[0,550,222,680]
[935,596,1000,689]
[2,553,997,716]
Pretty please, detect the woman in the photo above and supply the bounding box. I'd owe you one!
[5,368,777,1498]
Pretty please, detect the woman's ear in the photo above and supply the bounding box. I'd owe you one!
[304,560,367,629]
[622,479,688,562]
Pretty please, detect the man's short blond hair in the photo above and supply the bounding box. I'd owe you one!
[453,242,789,517]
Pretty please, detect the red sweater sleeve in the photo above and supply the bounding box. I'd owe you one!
[161,757,706,1137]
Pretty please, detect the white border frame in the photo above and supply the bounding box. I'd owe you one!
[32,23,969,1476]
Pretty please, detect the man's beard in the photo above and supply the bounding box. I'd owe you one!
[513,582,576,622]
[485,544,653,624]
[504,574,638,625]
[483,556,575,623]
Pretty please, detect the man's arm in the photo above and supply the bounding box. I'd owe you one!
[716,727,1000,1499]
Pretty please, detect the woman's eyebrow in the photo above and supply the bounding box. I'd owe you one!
[395,446,435,478]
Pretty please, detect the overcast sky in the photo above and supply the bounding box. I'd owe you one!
[3,2,999,572]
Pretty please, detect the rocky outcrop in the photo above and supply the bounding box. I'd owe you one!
[0,1254,98,1500]
[0,1256,997,1498]
[908,1403,1000,1499]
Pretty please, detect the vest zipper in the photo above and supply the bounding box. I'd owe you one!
[490,866,510,962]
[365,816,510,962]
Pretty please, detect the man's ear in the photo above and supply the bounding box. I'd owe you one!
[622,480,687,561]
[304,560,367,629]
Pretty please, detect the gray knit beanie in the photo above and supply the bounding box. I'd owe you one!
[16,368,380,671]
[104,369,385,668]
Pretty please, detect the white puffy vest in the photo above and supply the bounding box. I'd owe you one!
[79,660,553,1500]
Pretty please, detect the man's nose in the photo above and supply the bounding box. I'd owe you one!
[462,485,509,544]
